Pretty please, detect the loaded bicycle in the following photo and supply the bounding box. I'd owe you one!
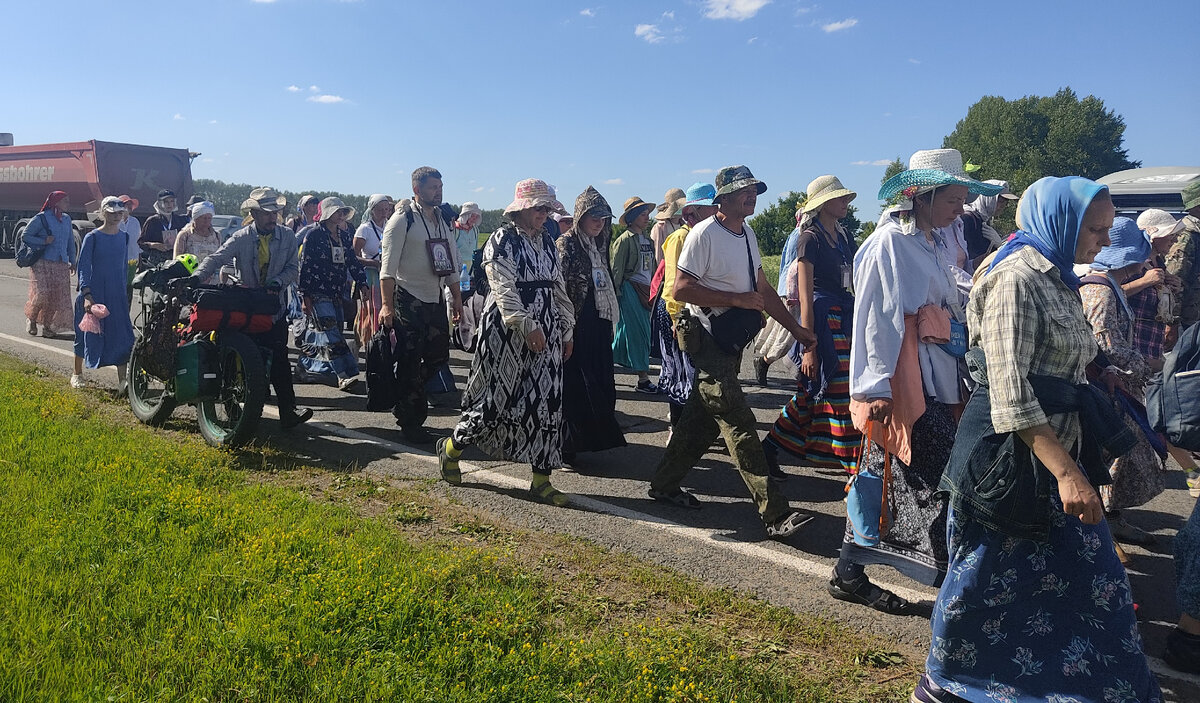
[127,256,279,447]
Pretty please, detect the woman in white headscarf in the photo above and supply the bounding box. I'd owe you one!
[353,194,394,341]
[174,201,223,283]
[960,179,1019,267]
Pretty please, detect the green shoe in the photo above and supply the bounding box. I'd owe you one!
[437,438,461,485]
[530,478,569,507]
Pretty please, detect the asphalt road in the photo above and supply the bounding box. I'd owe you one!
[2,256,1197,699]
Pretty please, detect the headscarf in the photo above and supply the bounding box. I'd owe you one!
[365,193,394,226]
[569,186,614,261]
[986,176,1108,290]
[189,201,216,220]
[154,194,176,218]
[963,179,1012,249]
[40,190,68,222]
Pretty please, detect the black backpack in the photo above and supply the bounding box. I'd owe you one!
[1147,322,1200,451]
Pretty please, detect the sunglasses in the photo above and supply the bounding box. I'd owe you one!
[533,206,552,214]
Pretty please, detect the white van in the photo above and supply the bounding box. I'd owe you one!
[1098,166,1200,217]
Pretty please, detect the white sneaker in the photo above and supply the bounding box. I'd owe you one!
[69,374,85,389]
[337,376,361,392]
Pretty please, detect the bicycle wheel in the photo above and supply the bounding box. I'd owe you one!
[128,344,176,426]
[196,331,266,447]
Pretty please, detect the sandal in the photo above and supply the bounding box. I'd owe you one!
[436,438,461,485]
[828,572,911,615]
[765,510,812,538]
[648,487,701,509]
[530,479,569,507]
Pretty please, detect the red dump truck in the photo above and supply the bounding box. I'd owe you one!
[0,138,195,256]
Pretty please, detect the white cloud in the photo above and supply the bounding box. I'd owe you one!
[634,23,664,43]
[703,0,770,21]
[604,178,625,186]
[286,85,300,92]
[691,168,715,175]
[850,159,892,166]
[579,8,595,17]
[201,158,215,163]
[473,186,486,193]
[173,113,185,121]
[308,85,320,92]
[208,119,218,124]
[747,36,758,44]
[794,4,814,15]
[908,58,920,64]
[662,10,675,19]
[307,94,345,104]
[821,17,857,33]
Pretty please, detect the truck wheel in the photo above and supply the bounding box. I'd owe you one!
[128,345,176,426]
[196,331,266,447]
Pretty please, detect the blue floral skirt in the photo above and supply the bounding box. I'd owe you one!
[926,505,1162,703]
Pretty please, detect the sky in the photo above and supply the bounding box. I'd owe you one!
[6,0,1199,221]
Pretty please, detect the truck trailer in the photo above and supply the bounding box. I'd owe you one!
[0,138,195,256]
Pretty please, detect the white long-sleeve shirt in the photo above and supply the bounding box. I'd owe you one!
[850,217,963,405]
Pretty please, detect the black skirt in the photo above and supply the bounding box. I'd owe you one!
[562,291,627,454]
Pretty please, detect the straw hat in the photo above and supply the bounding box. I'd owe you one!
[503,178,565,215]
[317,196,355,223]
[655,187,686,221]
[801,175,856,213]
[1137,209,1186,240]
[619,197,656,226]
[878,149,1003,202]
[241,186,288,213]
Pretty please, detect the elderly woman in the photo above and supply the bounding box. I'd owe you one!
[173,201,223,283]
[912,177,1162,703]
[556,186,626,461]
[1127,209,1186,360]
[611,196,658,393]
[353,194,394,341]
[837,149,1003,614]
[1079,217,1167,548]
[762,176,861,478]
[438,179,575,506]
[23,190,76,338]
[72,197,136,390]
[297,197,369,392]
[654,183,718,431]
[651,187,685,262]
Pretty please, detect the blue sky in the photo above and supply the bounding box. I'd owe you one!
[7,0,1198,219]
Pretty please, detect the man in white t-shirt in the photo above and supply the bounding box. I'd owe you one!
[648,165,816,540]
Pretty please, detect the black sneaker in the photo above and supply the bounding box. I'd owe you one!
[1165,627,1200,674]
[754,356,769,385]
[280,407,313,430]
[401,425,434,445]
[763,441,787,481]
[635,380,659,394]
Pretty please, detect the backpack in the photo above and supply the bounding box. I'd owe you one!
[1146,321,1200,451]
[470,245,489,298]
[16,212,52,268]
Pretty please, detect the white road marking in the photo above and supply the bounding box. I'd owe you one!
[0,331,75,358]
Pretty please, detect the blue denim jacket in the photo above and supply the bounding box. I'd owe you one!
[940,348,1135,541]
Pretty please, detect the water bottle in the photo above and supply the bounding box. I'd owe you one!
[459,263,470,291]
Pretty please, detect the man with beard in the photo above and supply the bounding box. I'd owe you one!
[191,186,313,429]
[380,166,463,444]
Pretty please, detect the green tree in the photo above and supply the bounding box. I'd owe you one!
[748,191,806,255]
[943,88,1139,192]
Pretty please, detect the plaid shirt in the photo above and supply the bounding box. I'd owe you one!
[1128,286,1166,360]
[968,247,1097,448]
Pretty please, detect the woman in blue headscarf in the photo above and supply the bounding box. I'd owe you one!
[912,177,1163,703]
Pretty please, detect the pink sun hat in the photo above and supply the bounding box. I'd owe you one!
[503,179,566,215]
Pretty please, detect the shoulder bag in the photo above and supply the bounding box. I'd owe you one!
[706,228,765,354]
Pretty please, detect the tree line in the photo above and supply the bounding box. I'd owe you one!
[197,88,1139,255]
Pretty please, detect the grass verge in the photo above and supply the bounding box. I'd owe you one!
[0,354,913,701]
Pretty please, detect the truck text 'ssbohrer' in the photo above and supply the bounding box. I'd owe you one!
[0,138,195,256]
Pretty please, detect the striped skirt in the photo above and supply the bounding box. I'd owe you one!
[766,305,859,474]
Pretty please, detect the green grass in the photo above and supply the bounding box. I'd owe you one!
[0,356,912,702]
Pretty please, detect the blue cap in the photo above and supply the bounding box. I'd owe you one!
[684,182,716,207]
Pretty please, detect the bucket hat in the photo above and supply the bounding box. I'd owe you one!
[241,186,288,213]
[1183,181,1200,211]
[298,194,319,210]
[714,165,767,201]
[878,149,1004,202]
[618,197,656,226]
[100,195,127,213]
[118,194,140,211]
[1092,217,1151,271]
[459,201,483,218]
[655,188,686,221]
[1136,209,1185,240]
[801,175,857,213]
[317,196,355,223]
[683,182,717,209]
[986,179,1020,200]
[503,178,565,215]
